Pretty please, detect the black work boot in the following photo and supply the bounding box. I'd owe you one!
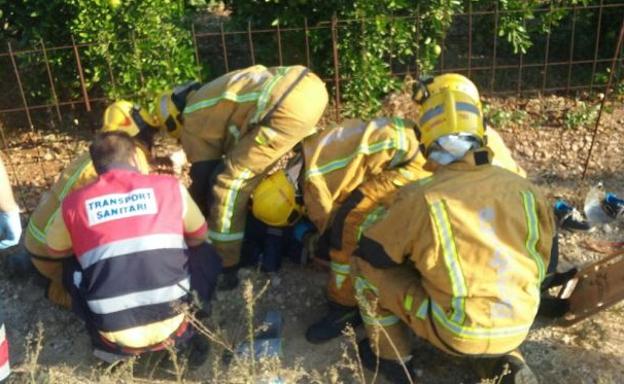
[473,353,538,384]
[358,338,415,384]
[217,267,239,291]
[305,302,362,343]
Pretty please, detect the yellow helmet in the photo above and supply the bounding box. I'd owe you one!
[154,90,184,138]
[252,170,303,227]
[414,73,485,155]
[102,100,159,136]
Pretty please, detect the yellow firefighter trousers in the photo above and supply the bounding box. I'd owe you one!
[326,157,431,307]
[352,257,527,361]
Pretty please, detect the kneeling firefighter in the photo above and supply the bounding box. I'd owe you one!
[351,73,555,384]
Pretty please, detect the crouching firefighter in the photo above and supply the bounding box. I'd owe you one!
[155,65,328,289]
[6,101,156,308]
[45,132,221,360]
[252,109,528,343]
[351,74,555,384]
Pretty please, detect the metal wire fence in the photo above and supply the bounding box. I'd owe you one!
[0,2,623,211]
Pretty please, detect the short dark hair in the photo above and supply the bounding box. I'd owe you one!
[90,131,137,175]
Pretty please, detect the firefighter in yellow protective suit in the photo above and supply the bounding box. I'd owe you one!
[251,113,527,344]
[7,101,156,308]
[350,74,554,384]
[155,65,328,289]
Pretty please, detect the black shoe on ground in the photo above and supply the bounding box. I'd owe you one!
[217,268,239,291]
[357,338,415,384]
[305,302,362,344]
[554,200,591,231]
[473,354,538,384]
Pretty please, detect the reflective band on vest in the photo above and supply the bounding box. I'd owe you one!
[184,91,262,114]
[429,200,468,325]
[330,261,350,275]
[88,277,190,315]
[521,191,546,282]
[79,233,186,270]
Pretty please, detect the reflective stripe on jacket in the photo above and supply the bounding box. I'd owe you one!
[302,117,427,233]
[61,169,190,348]
[357,150,554,354]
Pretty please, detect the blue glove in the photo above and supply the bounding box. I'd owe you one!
[293,219,314,242]
[0,210,22,249]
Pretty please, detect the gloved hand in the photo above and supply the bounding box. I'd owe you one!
[0,210,21,249]
[293,219,315,242]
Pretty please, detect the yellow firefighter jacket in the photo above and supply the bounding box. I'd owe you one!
[357,149,554,355]
[301,120,525,234]
[182,65,328,266]
[301,118,428,233]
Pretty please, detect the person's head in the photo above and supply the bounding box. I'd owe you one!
[90,131,138,175]
[251,170,303,227]
[101,100,159,153]
[413,73,486,165]
[154,81,201,139]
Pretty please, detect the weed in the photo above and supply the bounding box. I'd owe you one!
[564,101,599,130]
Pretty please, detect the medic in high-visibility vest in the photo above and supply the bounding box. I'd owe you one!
[250,115,527,345]
[45,131,221,359]
[350,74,554,384]
[154,65,329,289]
[6,101,158,309]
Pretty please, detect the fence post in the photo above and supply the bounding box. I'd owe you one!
[276,21,283,66]
[467,1,473,78]
[71,36,91,112]
[191,23,201,69]
[331,14,341,121]
[220,22,230,73]
[582,17,624,179]
[7,42,48,182]
[40,39,62,122]
[590,0,605,92]
[566,7,578,95]
[248,20,256,66]
[102,38,118,97]
[516,18,526,96]
[304,17,311,68]
[541,16,552,94]
[489,2,499,94]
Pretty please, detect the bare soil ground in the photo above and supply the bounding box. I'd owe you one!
[1,93,623,383]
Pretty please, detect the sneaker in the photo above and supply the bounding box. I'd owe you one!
[217,269,239,291]
[357,338,415,384]
[305,302,362,344]
[473,353,538,384]
[554,200,590,231]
